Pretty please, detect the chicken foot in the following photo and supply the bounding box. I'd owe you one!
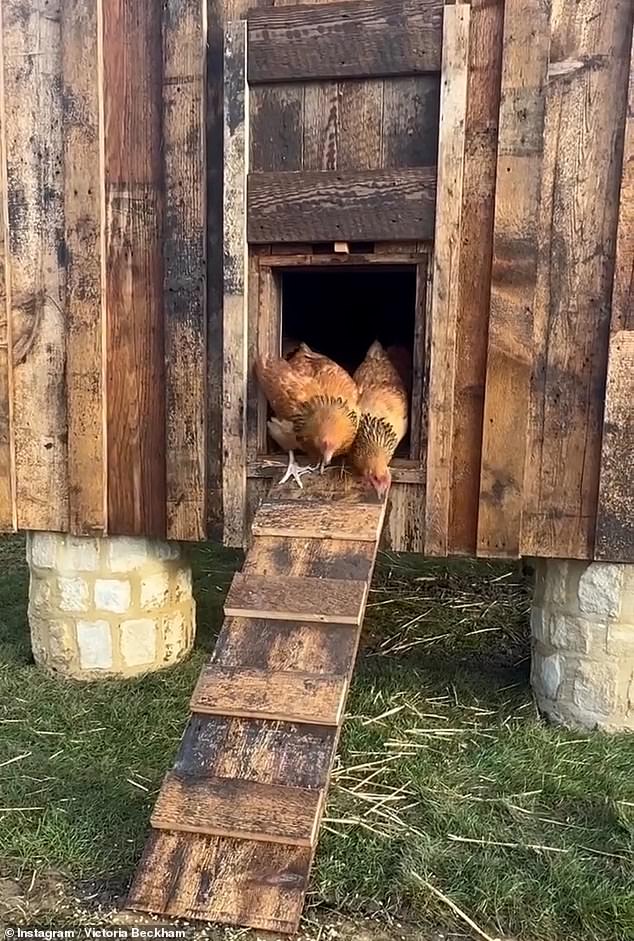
[278,450,319,489]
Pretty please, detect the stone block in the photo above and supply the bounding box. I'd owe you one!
[57,536,99,573]
[173,567,192,602]
[29,577,52,616]
[29,617,76,667]
[77,620,113,670]
[94,578,131,614]
[163,611,187,662]
[121,618,157,667]
[530,607,549,644]
[578,563,624,619]
[140,572,170,610]
[607,623,634,657]
[550,613,607,656]
[58,576,90,613]
[152,540,181,561]
[573,662,617,717]
[532,650,562,700]
[545,560,568,607]
[108,538,150,572]
[29,533,59,569]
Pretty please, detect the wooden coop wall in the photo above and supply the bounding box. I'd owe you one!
[0,0,630,564]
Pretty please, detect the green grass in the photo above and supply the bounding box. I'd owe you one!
[0,536,632,940]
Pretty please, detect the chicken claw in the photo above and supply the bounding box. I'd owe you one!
[278,451,317,489]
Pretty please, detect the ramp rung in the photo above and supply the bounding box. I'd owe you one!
[224,572,368,624]
[151,772,324,847]
[191,665,347,725]
[253,499,383,541]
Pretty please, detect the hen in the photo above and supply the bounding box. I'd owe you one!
[349,340,409,498]
[255,343,360,487]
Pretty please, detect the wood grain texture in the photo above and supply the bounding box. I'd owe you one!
[191,665,347,725]
[250,84,304,171]
[245,533,375,580]
[595,331,634,562]
[103,0,166,536]
[611,43,634,333]
[303,80,384,171]
[248,0,444,83]
[248,168,437,243]
[477,0,549,558]
[224,572,368,624]
[448,0,504,555]
[151,771,324,846]
[521,0,634,559]
[213,615,359,674]
[128,830,311,933]
[2,0,69,532]
[61,0,104,535]
[163,0,206,540]
[381,76,440,169]
[382,481,425,553]
[424,3,470,556]
[223,21,249,546]
[252,499,383,541]
[0,80,14,531]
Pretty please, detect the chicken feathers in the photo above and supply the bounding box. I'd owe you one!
[350,340,409,498]
[255,343,360,482]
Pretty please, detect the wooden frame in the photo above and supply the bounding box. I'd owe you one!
[246,248,429,467]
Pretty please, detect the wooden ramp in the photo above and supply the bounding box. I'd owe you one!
[127,475,387,933]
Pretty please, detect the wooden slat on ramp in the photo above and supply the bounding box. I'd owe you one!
[128,475,387,932]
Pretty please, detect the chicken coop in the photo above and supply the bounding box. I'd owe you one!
[0,0,631,564]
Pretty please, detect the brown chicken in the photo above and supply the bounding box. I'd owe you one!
[255,343,360,487]
[349,341,409,499]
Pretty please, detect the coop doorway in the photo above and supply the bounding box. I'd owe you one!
[246,248,430,470]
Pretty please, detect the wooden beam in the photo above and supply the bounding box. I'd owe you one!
[247,0,444,84]
[610,39,634,335]
[252,498,384,541]
[448,0,505,555]
[222,20,249,547]
[61,0,105,536]
[594,331,634,562]
[247,168,437,243]
[103,0,166,537]
[0,33,14,532]
[1,0,69,532]
[521,0,634,559]
[424,2,470,556]
[163,0,207,540]
[477,0,550,558]
[224,572,368,624]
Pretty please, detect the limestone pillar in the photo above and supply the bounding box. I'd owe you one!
[26,533,195,679]
[530,559,634,731]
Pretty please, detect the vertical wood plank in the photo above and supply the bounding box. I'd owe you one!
[610,43,634,334]
[447,0,504,555]
[424,3,470,556]
[0,88,14,531]
[477,0,550,558]
[163,0,207,540]
[521,0,633,559]
[103,0,166,537]
[303,80,383,171]
[381,76,440,169]
[61,0,105,535]
[223,21,249,547]
[1,0,69,533]
[594,331,634,562]
[250,85,304,172]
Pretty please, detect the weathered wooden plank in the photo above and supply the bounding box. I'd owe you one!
[303,80,384,171]
[61,0,104,535]
[0,96,14,531]
[2,0,69,532]
[223,21,249,546]
[381,481,425,554]
[213,616,359,674]
[521,0,634,559]
[248,0,444,84]
[250,84,304,172]
[611,42,634,334]
[248,168,436,243]
[252,499,383,541]
[128,830,311,934]
[381,76,440,169]
[595,331,634,561]
[104,0,166,536]
[163,0,206,540]
[424,3,470,556]
[191,665,347,725]
[224,572,368,624]
[448,0,505,555]
[477,0,550,558]
[245,533,375,581]
[151,772,324,847]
